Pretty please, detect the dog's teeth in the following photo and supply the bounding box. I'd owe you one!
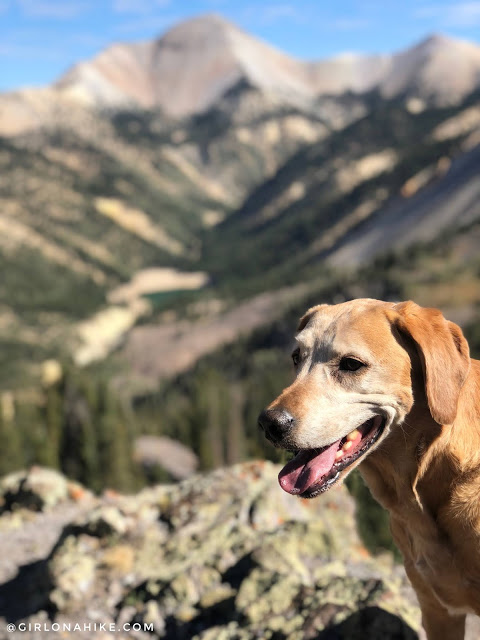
[342,440,353,452]
[335,449,344,460]
[346,429,359,441]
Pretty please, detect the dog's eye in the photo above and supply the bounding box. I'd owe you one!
[292,348,301,366]
[339,357,365,372]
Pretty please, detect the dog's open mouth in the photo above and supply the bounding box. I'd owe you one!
[278,415,385,498]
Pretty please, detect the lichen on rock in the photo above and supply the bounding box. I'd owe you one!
[0,462,423,639]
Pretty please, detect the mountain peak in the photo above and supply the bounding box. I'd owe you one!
[379,31,480,105]
[155,12,242,47]
[408,32,469,55]
[56,12,314,116]
[420,32,454,46]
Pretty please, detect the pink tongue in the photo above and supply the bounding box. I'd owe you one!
[278,439,341,495]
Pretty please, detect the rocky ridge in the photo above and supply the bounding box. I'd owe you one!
[0,463,425,639]
[52,20,480,116]
[2,17,480,137]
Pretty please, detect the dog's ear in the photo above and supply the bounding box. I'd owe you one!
[387,301,470,425]
[297,305,325,333]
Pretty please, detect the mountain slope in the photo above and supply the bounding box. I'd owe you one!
[203,93,480,290]
[327,141,480,267]
[0,115,231,385]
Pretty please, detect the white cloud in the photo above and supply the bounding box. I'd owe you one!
[242,3,306,25]
[329,18,372,30]
[17,0,90,19]
[69,32,112,48]
[262,4,301,20]
[112,0,170,13]
[0,42,63,60]
[243,5,370,29]
[415,2,480,27]
[113,14,177,34]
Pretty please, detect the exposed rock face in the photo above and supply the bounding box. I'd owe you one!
[379,34,480,106]
[51,15,296,114]
[0,463,425,639]
[133,436,199,480]
[54,21,480,116]
[326,142,480,268]
[55,14,337,115]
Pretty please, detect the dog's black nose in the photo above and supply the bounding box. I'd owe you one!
[258,408,295,443]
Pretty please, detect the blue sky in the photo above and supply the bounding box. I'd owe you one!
[1,0,480,91]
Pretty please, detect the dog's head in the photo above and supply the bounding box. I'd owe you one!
[258,298,470,498]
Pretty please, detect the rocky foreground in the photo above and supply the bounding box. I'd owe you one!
[0,462,465,639]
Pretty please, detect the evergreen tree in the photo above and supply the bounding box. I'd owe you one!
[0,393,24,475]
[15,398,45,468]
[226,383,246,465]
[59,373,99,488]
[97,382,136,492]
[196,368,227,469]
[41,385,63,469]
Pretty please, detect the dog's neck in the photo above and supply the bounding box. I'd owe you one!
[449,359,480,464]
[361,358,480,524]
[359,358,480,619]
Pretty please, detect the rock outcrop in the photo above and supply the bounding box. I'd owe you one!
[0,462,425,639]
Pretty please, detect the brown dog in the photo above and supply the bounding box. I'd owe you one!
[258,299,480,640]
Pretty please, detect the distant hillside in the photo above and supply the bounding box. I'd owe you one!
[0,120,227,386]
[0,81,344,384]
[0,81,479,388]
